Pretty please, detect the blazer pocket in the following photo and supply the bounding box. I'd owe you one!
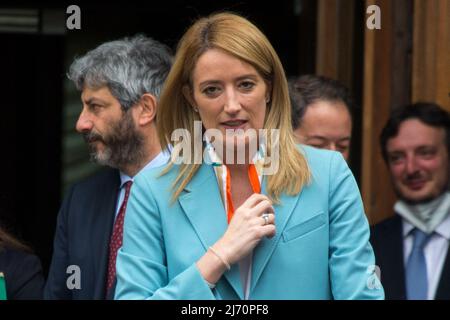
[282,212,326,242]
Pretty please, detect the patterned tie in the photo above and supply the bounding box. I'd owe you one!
[106,180,133,291]
[406,228,431,300]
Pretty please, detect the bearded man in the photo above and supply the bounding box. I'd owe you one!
[44,35,172,299]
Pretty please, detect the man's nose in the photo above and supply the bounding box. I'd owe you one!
[328,143,337,152]
[405,155,419,175]
[75,107,93,133]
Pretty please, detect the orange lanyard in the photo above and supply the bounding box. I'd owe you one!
[225,164,261,223]
[206,139,265,224]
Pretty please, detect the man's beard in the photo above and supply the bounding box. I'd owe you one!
[83,111,145,171]
[395,171,449,205]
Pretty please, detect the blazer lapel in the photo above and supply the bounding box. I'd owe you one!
[378,215,407,300]
[250,181,301,294]
[434,246,450,300]
[178,164,244,299]
[92,169,120,299]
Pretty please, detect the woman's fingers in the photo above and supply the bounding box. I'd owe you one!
[260,213,275,226]
[251,199,275,217]
[241,193,270,209]
[261,224,276,239]
[221,193,277,264]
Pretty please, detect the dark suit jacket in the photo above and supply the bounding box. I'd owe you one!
[44,168,120,299]
[0,247,44,299]
[370,214,450,300]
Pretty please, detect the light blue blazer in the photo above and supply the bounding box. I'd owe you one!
[115,145,384,299]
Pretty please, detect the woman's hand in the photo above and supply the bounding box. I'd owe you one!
[213,193,276,266]
[196,193,275,285]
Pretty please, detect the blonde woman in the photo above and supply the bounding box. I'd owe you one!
[115,12,384,300]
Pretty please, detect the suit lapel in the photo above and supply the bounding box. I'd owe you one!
[380,216,450,300]
[434,245,450,300]
[250,180,301,294]
[92,169,120,299]
[379,216,407,300]
[178,164,244,299]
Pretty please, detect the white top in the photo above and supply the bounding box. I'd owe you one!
[402,214,450,299]
[239,254,253,300]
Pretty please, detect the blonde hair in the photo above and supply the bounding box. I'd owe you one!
[157,12,310,202]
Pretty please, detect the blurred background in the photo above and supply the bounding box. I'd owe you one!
[0,0,448,275]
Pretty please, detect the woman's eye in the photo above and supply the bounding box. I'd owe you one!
[239,81,255,90]
[203,86,220,96]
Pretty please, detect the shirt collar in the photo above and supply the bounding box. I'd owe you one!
[118,149,171,189]
[402,219,416,238]
[435,213,450,240]
[402,213,450,240]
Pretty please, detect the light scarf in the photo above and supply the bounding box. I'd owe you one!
[395,191,450,234]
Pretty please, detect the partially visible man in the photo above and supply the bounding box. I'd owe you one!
[44,35,173,299]
[371,102,450,300]
[288,74,353,161]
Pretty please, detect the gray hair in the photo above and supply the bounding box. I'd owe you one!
[68,34,173,110]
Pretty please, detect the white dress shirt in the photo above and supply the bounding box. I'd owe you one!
[402,213,450,299]
[115,150,170,217]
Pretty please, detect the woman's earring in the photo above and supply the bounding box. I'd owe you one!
[193,106,199,112]
[266,97,270,104]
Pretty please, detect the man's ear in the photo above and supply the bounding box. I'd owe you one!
[182,85,197,111]
[137,93,157,126]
